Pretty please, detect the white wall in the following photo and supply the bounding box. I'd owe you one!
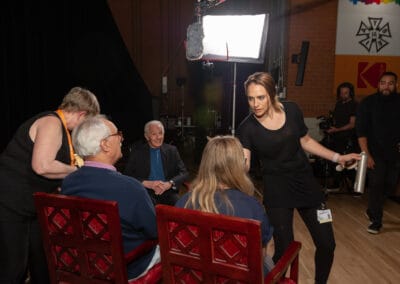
[304,117,324,142]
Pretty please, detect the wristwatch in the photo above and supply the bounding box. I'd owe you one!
[169,180,176,190]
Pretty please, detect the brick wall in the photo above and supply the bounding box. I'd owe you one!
[286,0,338,118]
[109,0,340,120]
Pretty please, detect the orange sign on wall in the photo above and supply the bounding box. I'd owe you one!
[334,55,400,97]
[334,0,400,98]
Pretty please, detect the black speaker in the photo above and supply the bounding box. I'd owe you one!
[292,41,310,86]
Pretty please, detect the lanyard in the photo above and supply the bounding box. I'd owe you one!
[55,109,75,166]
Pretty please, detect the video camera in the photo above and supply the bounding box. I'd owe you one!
[317,111,334,131]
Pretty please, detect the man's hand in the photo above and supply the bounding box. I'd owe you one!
[152,181,172,195]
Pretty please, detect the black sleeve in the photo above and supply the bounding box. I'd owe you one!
[168,146,189,189]
[288,102,308,138]
[123,141,146,181]
[355,99,368,138]
[237,116,253,151]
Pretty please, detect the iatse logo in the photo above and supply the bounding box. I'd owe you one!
[356,17,391,52]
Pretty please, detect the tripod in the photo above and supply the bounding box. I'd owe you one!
[319,133,357,194]
[176,77,186,140]
[318,133,337,192]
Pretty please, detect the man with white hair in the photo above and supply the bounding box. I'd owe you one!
[61,115,159,279]
[124,120,188,205]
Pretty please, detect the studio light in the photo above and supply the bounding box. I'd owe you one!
[185,3,269,135]
[201,14,269,63]
[186,13,269,63]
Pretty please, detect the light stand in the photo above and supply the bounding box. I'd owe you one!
[186,12,269,136]
[231,62,237,135]
[176,77,187,139]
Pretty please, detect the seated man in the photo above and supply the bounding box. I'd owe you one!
[124,120,189,205]
[61,115,159,280]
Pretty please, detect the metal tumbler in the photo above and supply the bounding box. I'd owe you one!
[354,152,368,193]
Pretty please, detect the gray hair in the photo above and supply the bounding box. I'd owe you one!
[144,120,165,135]
[72,115,110,158]
[59,87,100,116]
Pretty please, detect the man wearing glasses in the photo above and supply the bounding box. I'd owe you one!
[61,115,159,280]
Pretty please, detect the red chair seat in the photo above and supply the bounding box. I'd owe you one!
[34,192,162,283]
[155,204,301,284]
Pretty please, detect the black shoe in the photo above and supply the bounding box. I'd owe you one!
[367,223,381,234]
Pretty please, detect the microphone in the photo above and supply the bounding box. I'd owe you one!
[186,22,204,61]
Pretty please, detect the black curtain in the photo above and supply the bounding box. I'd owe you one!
[1,0,152,151]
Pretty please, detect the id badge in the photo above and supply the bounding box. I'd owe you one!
[317,209,332,224]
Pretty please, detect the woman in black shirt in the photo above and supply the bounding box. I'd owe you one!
[237,72,359,284]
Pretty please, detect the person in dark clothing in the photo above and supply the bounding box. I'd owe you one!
[325,82,359,191]
[124,120,188,206]
[326,82,358,154]
[237,72,360,284]
[356,71,400,235]
[0,87,100,284]
[61,115,159,279]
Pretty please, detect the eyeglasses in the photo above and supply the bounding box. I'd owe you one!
[104,130,124,142]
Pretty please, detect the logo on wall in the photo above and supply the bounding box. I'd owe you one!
[357,62,386,88]
[356,17,391,52]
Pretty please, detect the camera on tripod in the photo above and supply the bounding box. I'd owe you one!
[317,111,334,131]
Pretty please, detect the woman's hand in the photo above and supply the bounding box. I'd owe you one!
[337,153,361,168]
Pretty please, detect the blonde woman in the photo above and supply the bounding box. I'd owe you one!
[0,87,100,283]
[175,135,274,273]
[237,72,360,284]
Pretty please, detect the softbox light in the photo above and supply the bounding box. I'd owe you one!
[185,12,269,135]
[187,13,269,63]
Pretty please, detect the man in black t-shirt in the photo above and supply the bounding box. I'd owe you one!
[324,82,358,192]
[326,82,358,154]
[356,71,400,235]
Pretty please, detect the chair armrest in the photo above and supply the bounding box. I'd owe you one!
[125,239,158,264]
[264,241,301,284]
[128,263,162,284]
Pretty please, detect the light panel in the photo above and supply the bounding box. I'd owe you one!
[201,14,269,63]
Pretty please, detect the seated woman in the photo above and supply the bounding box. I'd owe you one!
[175,135,274,273]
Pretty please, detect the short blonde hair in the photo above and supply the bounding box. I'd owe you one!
[59,87,100,116]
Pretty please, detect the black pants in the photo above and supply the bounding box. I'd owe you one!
[367,156,400,226]
[266,206,336,284]
[0,216,50,284]
[146,188,179,206]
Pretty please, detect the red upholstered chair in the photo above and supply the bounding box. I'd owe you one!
[155,204,301,284]
[33,192,162,284]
